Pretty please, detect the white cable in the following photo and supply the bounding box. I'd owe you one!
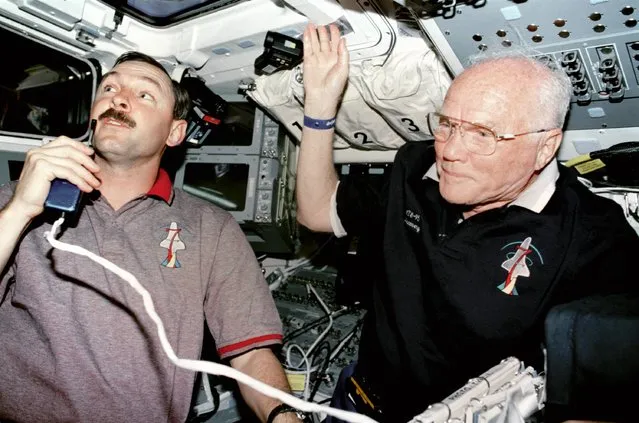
[284,364,321,374]
[286,312,358,372]
[329,329,356,362]
[268,269,286,291]
[303,284,334,359]
[284,284,335,371]
[576,176,594,188]
[284,306,351,373]
[589,186,639,193]
[43,217,378,423]
[286,343,312,401]
[286,342,307,369]
[284,258,311,276]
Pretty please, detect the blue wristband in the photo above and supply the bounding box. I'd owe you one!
[303,115,336,130]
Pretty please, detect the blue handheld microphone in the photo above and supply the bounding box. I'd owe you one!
[44,119,97,213]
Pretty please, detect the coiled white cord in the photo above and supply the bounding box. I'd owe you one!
[44,216,378,423]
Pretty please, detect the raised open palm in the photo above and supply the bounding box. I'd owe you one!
[302,23,349,118]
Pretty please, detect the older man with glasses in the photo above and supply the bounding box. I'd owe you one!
[295,23,639,423]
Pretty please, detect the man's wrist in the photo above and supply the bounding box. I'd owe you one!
[267,403,306,423]
[2,199,37,228]
[303,115,336,130]
[273,412,303,423]
[303,103,337,120]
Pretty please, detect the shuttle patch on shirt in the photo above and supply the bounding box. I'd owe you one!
[160,221,185,268]
[497,237,544,296]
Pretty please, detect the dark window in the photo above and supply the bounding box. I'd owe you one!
[209,102,256,147]
[0,27,97,139]
[102,0,244,27]
[181,162,249,211]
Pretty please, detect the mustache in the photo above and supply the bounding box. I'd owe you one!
[98,108,136,128]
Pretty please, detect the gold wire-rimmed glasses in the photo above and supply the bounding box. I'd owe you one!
[427,112,554,156]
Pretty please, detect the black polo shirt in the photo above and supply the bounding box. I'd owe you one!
[334,142,639,422]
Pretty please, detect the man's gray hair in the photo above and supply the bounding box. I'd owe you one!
[467,48,573,129]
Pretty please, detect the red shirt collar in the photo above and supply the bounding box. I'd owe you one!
[146,168,173,204]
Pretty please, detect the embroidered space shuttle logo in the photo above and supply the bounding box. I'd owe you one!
[160,221,185,268]
[497,237,543,296]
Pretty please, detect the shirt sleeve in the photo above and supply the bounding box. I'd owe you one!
[204,215,283,359]
[330,182,348,238]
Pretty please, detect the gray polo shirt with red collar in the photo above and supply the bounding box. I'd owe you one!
[0,169,283,423]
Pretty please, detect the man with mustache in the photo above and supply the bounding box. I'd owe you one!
[0,52,303,423]
[100,108,137,129]
[295,24,639,422]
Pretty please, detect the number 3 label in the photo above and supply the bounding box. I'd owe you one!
[401,118,420,133]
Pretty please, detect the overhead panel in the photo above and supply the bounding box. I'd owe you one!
[420,0,639,160]
[16,0,85,30]
[199,0,396,98]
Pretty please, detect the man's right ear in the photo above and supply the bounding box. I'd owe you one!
[535,129,563,171]
[166,119,188,148]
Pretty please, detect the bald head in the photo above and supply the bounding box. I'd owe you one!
[451,56,573,130]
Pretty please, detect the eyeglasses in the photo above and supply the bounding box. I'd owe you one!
[426,112,554,156]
